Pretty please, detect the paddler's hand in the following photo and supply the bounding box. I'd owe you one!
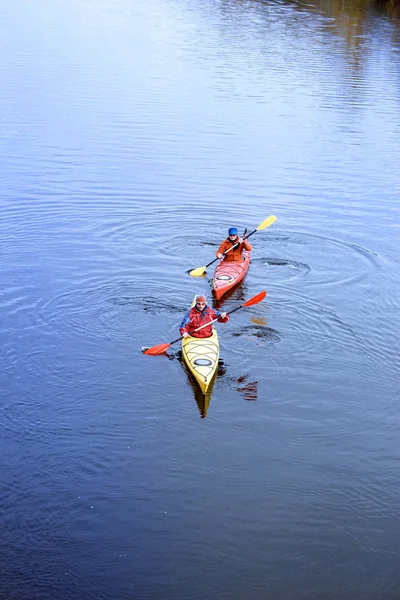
[221,312,227,319]
[217,253,223,259]
[182,332,190,338]
[238,237,244,244]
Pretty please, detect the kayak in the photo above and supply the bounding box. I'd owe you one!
[181,296,219,393]
[181,330,219,393]
[212,250,251,300]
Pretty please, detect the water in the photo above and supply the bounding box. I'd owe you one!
[1,0,399,598]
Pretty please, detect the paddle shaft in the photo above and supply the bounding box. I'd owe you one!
[204,228,256,270]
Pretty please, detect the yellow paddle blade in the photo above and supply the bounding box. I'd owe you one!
[256,215,277,230]
[189,266,207,277]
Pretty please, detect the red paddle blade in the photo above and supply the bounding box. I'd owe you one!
[144,343,171,356]
[242,290,267,307]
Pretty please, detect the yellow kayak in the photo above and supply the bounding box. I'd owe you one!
[181,296,219,393]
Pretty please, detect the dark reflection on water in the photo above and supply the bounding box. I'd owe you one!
[180,351,259,416]
[232,324,281,342]
[212,280,249,310]
[236,374,259,401]
[252,256,311,276]
[293,0,400,27]
[223,0,400,46]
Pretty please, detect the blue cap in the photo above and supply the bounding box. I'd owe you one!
[228,227,238,236]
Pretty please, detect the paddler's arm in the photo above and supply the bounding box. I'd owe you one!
[216,239,228,259]
[179,311,192,337]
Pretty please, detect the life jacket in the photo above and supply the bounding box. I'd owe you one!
[179,306,229,338]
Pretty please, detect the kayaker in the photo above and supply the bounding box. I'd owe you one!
[216,227,252,262]
[180,296,229,339]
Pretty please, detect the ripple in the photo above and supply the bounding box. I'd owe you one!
[38,281,189,341]
[251,230,380,288]
[269,288,366,354]
[0,285,40,317]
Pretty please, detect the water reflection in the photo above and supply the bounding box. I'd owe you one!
[191,376,215,418]
[250,316,267,327]
[236,374,259,401]
[179,351,223,417]
[295,0,400,26]
[221,0,400,75]
[179,349,260,415]
[212,279,248,310]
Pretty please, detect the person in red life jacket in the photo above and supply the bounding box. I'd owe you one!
[180,296,229,339]
[216,227,252,262]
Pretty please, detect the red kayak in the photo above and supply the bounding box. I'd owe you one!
[212,251,251,300]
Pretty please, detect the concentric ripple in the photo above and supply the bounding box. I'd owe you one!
[37,281,189,341]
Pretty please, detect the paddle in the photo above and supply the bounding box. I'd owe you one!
[143,290,267,356]
[189,215,277,277]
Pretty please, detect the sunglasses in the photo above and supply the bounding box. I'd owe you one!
[196,301,206,305]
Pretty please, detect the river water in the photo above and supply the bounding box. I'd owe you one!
[1,0,399,598]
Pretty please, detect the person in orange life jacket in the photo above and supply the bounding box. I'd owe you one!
[216,227,252,262]
[180,296,229,339]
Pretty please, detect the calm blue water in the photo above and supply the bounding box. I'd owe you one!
[1,0,400,598]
